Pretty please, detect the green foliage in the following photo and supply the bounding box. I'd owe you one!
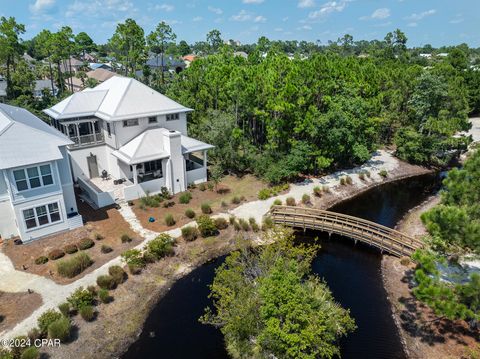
[97,275,116,290]
[78,238,94,250]
[56,252,93,278]
[179,192,192,204]
[98,288,112,304]
[201,227,355,358]
[47,317,71,342]
[201,203,212,214]
[20,346,39,359]
[214,217,229,230]
[181,226,199,242]
[67,287,95,310]
[101,245,113,254]
[273,199,282,205]
[379,169,388,178]
[238,218,250,231]
[199,183,206,191]
[185,208,196,218]
[164,213,176,226]
[301,193,311,204]
[34,256,48,265]
[58,302,71,317]
[121,249,145,274]
[121,234,132,243]
[139,193,163,208]
[345,175,353,185]
[285,197,296,206]
[313,186,322,197]
[262,216,274,231]
[64,244,78,254]
[146,234,175,259]
[48,249,65,260]
[258,184,290,200]
[108,265,126,285]
[79,305,95,322]
[38,309,62,335]
[231,196,241,204]
[197,215,218,237]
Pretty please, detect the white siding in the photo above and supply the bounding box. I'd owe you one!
[0,198,18,239]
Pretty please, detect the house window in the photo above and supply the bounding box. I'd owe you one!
[22,202,61,230]
[123,119,139,127]
[143,160,163,175]
[166,113,179,121]
[13,164,54,192]
[148,116,158,124]
[106,123,111,137]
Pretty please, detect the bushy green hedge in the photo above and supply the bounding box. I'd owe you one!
[145,234,175,259]
[197,215,218,237]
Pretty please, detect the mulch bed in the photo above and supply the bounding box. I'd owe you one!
[0,291,42,333]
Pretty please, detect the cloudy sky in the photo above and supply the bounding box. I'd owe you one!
[2,0,479,46]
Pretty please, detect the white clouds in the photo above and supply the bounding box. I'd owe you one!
[243,0,264,3]
[193,16,203,22]
[254,15,267,23]
[208,6,223,15]
[308,0,351,19]
[155,4,174,12]
[360,8,390,21]
[231,10,252,21]
[29,0,55,14]
[298,0,315,8]
[450,15,464,24]
[405,9,436,21]
[66,0,135,18]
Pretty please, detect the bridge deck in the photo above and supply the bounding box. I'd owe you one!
[269,206,423,257]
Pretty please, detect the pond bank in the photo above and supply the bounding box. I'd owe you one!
[44,153,433,359]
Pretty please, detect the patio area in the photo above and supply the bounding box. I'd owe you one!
[90,177,133,201]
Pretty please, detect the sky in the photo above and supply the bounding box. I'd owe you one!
[1,0,479,47]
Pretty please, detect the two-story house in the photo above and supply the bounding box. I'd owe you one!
[44,76,213,208]
[0,104,82,242]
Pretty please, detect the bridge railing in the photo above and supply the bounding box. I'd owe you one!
[269,205,423,257]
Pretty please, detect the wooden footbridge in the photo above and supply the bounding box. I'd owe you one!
[269,206,423,257]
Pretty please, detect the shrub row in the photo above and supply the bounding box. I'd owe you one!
[258,183,290,200]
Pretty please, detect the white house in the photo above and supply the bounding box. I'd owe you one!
[44,76,213,208]
[0,104,82,242]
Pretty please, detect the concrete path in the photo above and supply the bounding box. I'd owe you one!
[0,149,401,340]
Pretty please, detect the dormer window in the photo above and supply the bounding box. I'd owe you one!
[123,119,139,127]
[148,116,158,124]
[166,113,179,121]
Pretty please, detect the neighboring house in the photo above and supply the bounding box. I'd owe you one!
[34,80,58,98]
[0,77,6,103]
[182,54,197,68]
[233,51,248,59]
[44,76,213,208]
[67,69,116,92]
[81,53,96,62]
[0,104,82,242]
[60,57,84,74]
[146,54,185,74]
[88,63,113,71]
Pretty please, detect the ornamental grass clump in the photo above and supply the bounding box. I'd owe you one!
[67,287,95,311]
[78,238,94,250]
[64,244,78,254]
[313,186,322,197]
[121,249,145,274]
[97,275,116,290]
[182,226,199,242]
[57,252,93,278]
[179,192,192,204]
[79,305,95,322]
[345,175,353,185]
[38,309,62,335]
[48,249,65,260]
[286,197,296,206]
[214,217,229,230]
[201,203,212,214]
[98,289,112,304]
[185,208,196,218]
[121,234,132,243]
[108,265,126,285]
[165,214,176,226]
[47,317,71,342]
[302,194,311,204]
[197,215,218,237]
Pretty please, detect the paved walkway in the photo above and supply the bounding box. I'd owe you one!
[0,150,402,340]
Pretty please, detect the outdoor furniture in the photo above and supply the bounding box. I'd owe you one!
[101,170,109,181]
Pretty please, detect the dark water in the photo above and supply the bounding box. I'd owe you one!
[123,174,440,359]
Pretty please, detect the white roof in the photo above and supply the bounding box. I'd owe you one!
[0,104,73,170]
[112,128,213,165]
[44,76,192,121]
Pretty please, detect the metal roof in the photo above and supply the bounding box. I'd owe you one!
[44,76,192,121]
[0,104,73,170]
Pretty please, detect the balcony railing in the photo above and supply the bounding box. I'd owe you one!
[70,132,105,148]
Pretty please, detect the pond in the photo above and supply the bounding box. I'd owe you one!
[123,173,440,359]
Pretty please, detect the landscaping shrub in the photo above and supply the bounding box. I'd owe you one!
[34,256,48,265]
[198,183,206,191]
[340,177,346,185]
[121,249,145,274]
[58,302,70,317]
[231,196,241,204]
[233,220,241,231]
[240,195,246,201]
[67,287,95,311]
[221,201,228,208]
[162,200,175,208]
[108,265,126,285]
[197,215,218,237]
[358,172,365,181]
[94,233,104,240]
[322,185,331,193]
[400,257,411,266]
[257,184,290,200]
[165,214,176,226]
[181,226,199,242]
[248,217,257,226]
[229,216,236,225]
[185,208,196,218]
[179,192,192,204]
[201,203,212,214]
[79,305,95,322]
[346,175,353,185]
[302,194,311,204]
[48,249,65,260]
[262,216,274,231]
[121,234,132,243]
[207,182,214,191]
[273,199,282,205]
[98,289,112,304]
[47,317,71,342]
[101,245,113,254]
[313,186,322,197]
[57,252,93,278]
[214,217,229,230]
[27,327,41,341]
[143,251,157,263]
[366,170,371,178]
[97,275,116,290]
[10,336,28,359]
[239,218,250,231]
[251,223,260,232]
[146,234,175,259]
[258,188,271,200]
[38,309,63,335]
[286,197,296,206]
[20,346,39,359]
[139,194,163,208]
[87,285,97,296]
[160,187,172,199]
[78,238,94,250]
[64,244,78,254]
[379,169,388,178]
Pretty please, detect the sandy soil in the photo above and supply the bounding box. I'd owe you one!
[0,291,42,333]
[2,202,138,284]
[132,174,270,232]
[395,195,441,239]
